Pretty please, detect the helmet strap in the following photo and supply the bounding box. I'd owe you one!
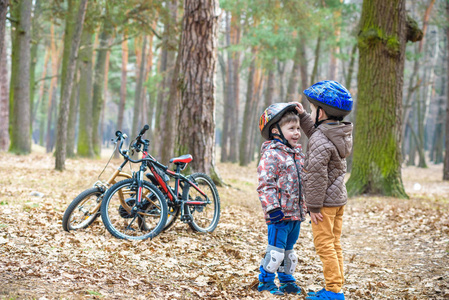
[314,106,330,128]
[275,123,293,148]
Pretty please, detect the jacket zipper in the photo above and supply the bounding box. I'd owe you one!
[291,153,304,218]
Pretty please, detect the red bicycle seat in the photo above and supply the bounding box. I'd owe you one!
[170,154,193,164]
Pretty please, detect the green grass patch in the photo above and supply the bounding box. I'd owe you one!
[0,200,8,205]
[86,290,103,296]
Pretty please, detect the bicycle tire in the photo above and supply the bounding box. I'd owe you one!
[101,179,168,240]
[62,187,103,232]
[183,173,220,233]
[163,205,180,232]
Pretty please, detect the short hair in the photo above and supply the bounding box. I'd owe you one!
[269,111,300,136]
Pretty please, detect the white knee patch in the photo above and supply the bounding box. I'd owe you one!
[283,250,298,275]
[262,246,284,273]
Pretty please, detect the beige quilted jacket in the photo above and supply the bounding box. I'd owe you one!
[299,112,353,213]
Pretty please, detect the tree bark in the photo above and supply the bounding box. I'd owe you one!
[239,50,256,166]
[29,0,41,128]
[54,0,88,170]
[77,29,94,157]
[228,12,241,163]
[9,0,32,154]
[91,19,111,158]
[444,0,449,180]
[286,41,301,103]
[346,0,415,198]
[176,0,219,176]
[132,36,147,136]
[0,31,8,151]
[46,24,60,153]
[154,0,178,157]
[0,0,9,151]
[0,0,8,60]
[66,72,79,157]
[117,33,128,133]
[220,11,233,162]
[310,34,321,85]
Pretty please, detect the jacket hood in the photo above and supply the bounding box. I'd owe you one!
[320,122,353,158]
[260,140,302,156]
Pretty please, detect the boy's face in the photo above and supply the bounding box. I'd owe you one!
[273,120,301,146]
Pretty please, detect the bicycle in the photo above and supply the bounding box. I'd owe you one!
[101,125,220,241]
[62,134,132,232]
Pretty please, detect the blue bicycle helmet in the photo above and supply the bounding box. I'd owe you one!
[303,80,353,118]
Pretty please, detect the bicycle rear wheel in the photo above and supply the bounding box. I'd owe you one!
[183,173,220,233]
[100,179,168,240]
[62,187,103,232]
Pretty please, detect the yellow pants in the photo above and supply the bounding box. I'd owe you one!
[311,205,345,293]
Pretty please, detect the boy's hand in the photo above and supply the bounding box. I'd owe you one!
[268,208,284,223]
[310,212,323,224]
[289,101,305,114]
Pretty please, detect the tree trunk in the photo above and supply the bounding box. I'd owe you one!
[248,70,264,163]
[229,13,241,163]
[265,62,275,108]
[9,0,32,154]
[0,0,8,60]
[310,34,321,85]
[176,0,219,176]
[220,11,233,163]
[29,0,41,128]
[34,47,49,135]
[77,29,94,157]
[161,36,181,164]
[46,24,60,153]
[0,33,8,151]
[66,73,79,157]
[347,0,417,198]
[117,33,128,133]
[402,0,435,140]
[154,0,178,158]
[239,51,256,166]
[91,19,111,158]
[444,0,449,180]
[345,43,357,90]
[54,0,88,170]
[286,41,302,102]
[132,36,147,136]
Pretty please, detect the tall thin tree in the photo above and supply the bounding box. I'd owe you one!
[54,0,88,170]
[9,0,32,154]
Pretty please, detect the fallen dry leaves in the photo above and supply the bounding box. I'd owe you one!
[0,150,448,299]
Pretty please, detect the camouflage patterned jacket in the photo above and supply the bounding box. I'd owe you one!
[257,140,306,224]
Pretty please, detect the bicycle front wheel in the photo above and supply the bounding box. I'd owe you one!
[101,179,168,240]
[62,187,103,232]
[183,173,220,233]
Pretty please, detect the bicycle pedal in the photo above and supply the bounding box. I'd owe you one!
[181,214,193,223]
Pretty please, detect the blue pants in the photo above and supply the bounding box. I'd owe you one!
[259,220,301,283]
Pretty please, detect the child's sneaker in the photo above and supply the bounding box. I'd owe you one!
[307,288,325,297]
[306,289,345,300]
[258,281,284,295]
[280,282,302,294]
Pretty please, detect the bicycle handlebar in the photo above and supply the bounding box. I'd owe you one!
[114,125,168,169]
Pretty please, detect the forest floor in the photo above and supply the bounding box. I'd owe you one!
[0,147,448,300]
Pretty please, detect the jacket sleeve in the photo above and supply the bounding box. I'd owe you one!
[299,112,316,139]
[305,137,331,213]
[257,150,280,214]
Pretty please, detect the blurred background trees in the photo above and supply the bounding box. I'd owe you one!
[0,0,448,193]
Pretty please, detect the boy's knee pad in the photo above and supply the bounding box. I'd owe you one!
[261,245,284,273]
[282,250,297,275]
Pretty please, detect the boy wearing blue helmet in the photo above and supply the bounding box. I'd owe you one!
[295,80,353,300]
